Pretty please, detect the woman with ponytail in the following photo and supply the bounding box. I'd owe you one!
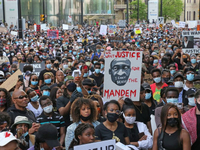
[68,123,95,150]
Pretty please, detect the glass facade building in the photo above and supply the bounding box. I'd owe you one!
[20,0,115,26]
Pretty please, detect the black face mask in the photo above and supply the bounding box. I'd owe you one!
[163,77,170,83]
[167,118,178,127]
[107,113,119,123]
[80,114,91,121]
[196,102,200,111]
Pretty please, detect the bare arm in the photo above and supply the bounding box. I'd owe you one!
[59,127,66,146]
[125,137,130,145]
[152,129,159,150]
[181,129,191,150]
[146,121,152,135]
[58,101,71,116]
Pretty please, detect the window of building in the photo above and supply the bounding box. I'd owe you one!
[189,11,191,20]
[194,0,196,3]
[193,11,196,20]
[187,11,188,20]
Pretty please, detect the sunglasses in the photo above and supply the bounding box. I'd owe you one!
[14,95,28,99]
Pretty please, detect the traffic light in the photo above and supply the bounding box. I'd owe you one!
[40,14,45,22]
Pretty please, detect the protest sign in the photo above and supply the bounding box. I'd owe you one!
[62,24,69,30]
[158,17,164,24]
[0,69,22,91]
[40,24,49,31]
[74,139,115,150]
[188,21,197,28]
[108,25,117,35]
[47,30,59,39]
[118,20,126,28]
[108,36,124,44]
[182,31,200,54]
[19,62,45,76]
[10,31,18,36]
[103,51,143,102]
[99,25,107,35]
[134,28,142,34]
[179,21,185,28]
[144,74,153,84]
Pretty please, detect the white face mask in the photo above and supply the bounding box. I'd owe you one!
[188,97,196,106]
[43,105,53,113]
[123,113,136,124]
[174,81,183,88]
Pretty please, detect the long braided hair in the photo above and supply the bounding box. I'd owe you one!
[69,123,94,149]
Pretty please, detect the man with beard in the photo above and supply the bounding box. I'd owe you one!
[109,58,131,86]
[143,54,155,74]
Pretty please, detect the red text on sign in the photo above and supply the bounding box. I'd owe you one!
[104,89,136,99]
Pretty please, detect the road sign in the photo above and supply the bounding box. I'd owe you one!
[158,17,164,24]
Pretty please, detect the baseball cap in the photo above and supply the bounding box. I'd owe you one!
[142,83,151,91]
[186,88,196,97]
[0,70,4,76]
[173,73,184,80]
[40,85,50,91]
[11,116,32,129]
[0,131,19,146]
[82,78,96,86]
[64,76,74,84]
[36,124,60,148]
[25,71,32,76]
[194,75,200,81]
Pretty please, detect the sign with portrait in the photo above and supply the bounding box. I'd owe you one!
[47,30,59,39]
[19,62,45,76]
[103,51,143,102]
[182,31,200,54]
[74,139,115,150]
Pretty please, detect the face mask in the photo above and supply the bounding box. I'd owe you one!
[153,41,157,43]
[145,93,151,100]
[83,72,88,77]
[188,97,196,106]
[186,73,194,81]
[170,70,176,75]
[76,87,82,93]
[69,50,72,53]
[22,132,28,138]
[13,61,18,64]
[153,59,158,64]
[43,91,50,96]
[196,102,200,111]
[25,76,30,81]
[54,63,59,68]
[40,148,44,150]
[93,61,97,64]
[43,105,53,113]
[79,65,82,70]
[174,81,183,88]
[167,118,178,127]
[44,78,51,84]
[163,39,166,42]
[191,59,196,64]
[95,69,100,74]
[86,62,91,66]
[100,64,104,69]
[163,77,170,83]
[153,77,161,83]
[107,113,119,123]
[166,98,178,104]
[161,53,164,57]
[68,62,72,66]
[0,98,6,106]
[63,64,68,69]
[123,114,136,124]
[88,90,91,94]
[31,81,38,86]
[168,45,172,48]
[65,53,68,56]
[150,39,152,42]
[97,49,101,53]
[46,64,52,69]
[31,95,39,102]
[197,60,200,63]
[80,114,91,121]
[194,82,200,89]
[43,55,47,58]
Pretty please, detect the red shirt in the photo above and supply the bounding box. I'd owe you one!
[150,83,168,102]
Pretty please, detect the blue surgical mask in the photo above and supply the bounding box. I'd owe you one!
[22,132,29,138]
[153,41,157,43]
[97,49,101,53]
[43,91,50,96]
[31,95,39,102]
[73,51,77,55]
[7,42,10,45]
[63,64,68,69]
[66,42,68,45]
[83,72,89,77]
[101,64,104,69]
[79,65,82,70]
[69,50,72,53]
[76,87,82,93]
[65,54,68,56]
[186,73,194,81]
[150,39,152,42]
[31,81,38,86]
[153,77,161,83]
[167,98,178,104]
[43,55,47,58]
[95,69,100,74]
[145,93,151,100]
[168,45,172,48]
[188,97,196,106]
[44,78,51,84]
[153,59,158,64]
[93,61,97,64]
[46,64,52,69]
[88,90,91,94]
[163,39,166,42]
[191,59,196,64]
[170,70,176,75]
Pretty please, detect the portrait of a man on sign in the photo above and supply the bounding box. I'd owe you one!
[182,36,194,48]
[109,58,131,86]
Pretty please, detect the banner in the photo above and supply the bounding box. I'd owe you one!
[188,21,197,28]
[99,25,107,35]
[62,24,68,30]
[182,31,200,54]
[103,51,142,101]
[179,21,185,28]
[74,140,115,150]
[108,25,117,35]
[11,31,18,36]
[47,30,59,39]
[148,0,158,23]
[19,62,45,76]
[109,36,124,44]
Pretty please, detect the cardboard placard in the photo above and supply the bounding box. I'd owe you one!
[144,74,153,84]
[104,51,143,102]
[0,69,22,91]
[74,139,115,150]
[19,62,45,76]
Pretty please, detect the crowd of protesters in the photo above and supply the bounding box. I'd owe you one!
[0,22,199,150]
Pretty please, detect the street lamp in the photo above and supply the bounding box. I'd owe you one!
[137,0,139,23]
[160,0,162,16]
[18,0,23,39]
[127,0,129,24]
[81,0,83,25]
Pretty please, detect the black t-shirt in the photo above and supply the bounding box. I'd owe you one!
[38,69,56,81]
[56,95,71,127]
[95,122,128,144]
[174,58,182,70]
[149,100,157,115]
[89,73,104,87]
[192,115,200,150]
[134,103,151,124]
[126,124,140,142]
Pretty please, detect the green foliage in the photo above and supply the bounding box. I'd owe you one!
[161,0,183,21]
[130,0,147,21]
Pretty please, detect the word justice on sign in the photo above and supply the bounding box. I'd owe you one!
[105,51,141,60]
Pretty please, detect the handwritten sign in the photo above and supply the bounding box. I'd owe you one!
[179,21,185,28]
[108,25,117,35]
[19,62,45,76]
[103,51,143,102]
[0,69,22,91]
[182,31,200,54]
[47,30,59,39]
[74,140,115,150]
[134,28,142,34]
[99,25,107,35]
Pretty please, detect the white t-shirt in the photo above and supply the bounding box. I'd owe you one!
[26,103,43,118]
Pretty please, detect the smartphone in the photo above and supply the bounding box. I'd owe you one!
[138,132,145,139]
[18,75,23,82]
[74,70,79,78]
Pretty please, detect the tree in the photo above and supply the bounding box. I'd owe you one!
[161,0,183,22]
[130,0,147,21]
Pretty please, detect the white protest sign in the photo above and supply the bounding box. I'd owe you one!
[171,20,178,28]
[158,17,164,24]
[103,51,142,102]
[41,24,48,31]
[74,139,115,150]
[10,31,17,36]
[148,0,158,23]
[118,20,126,28]
[108,25,117,35]
[188,21,197,28]
[68,16,72,22]
[62,24,68,30]
[179,21,185,28]
[182,31,200,54]
[99,25,107,35]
